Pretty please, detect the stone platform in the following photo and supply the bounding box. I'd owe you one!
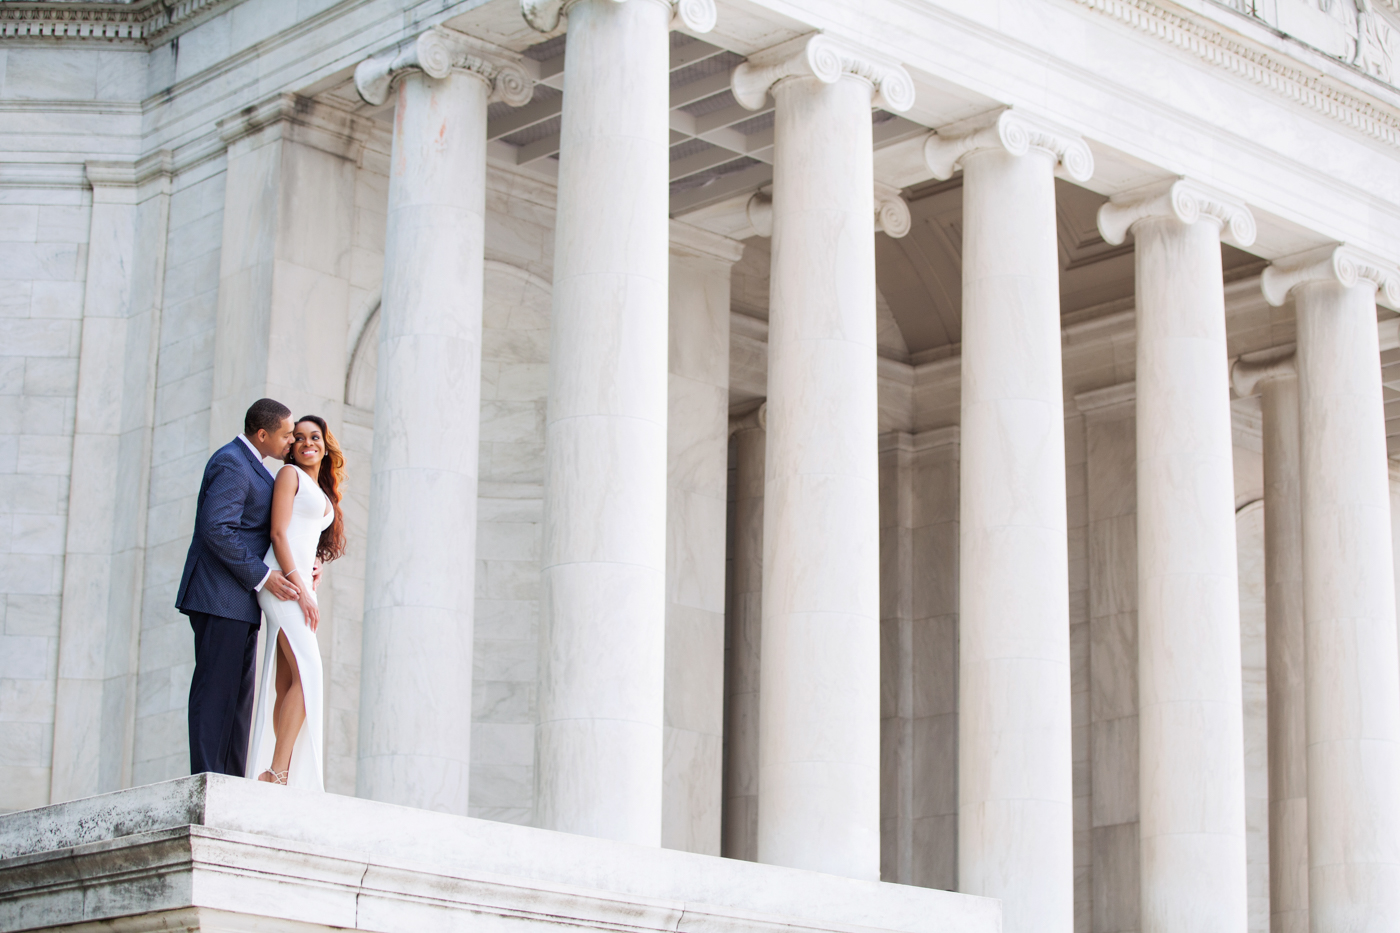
[0,776,999,933]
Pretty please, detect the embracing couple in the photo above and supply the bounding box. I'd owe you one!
[176,398,347,789]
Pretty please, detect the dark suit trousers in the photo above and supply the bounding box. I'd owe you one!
[187,611,259,777]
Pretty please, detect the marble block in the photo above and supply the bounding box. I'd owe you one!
[0,775,1000,933]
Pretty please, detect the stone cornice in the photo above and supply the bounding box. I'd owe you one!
[669,220,745,264]
[1074,381,1137,413]
[0,0,231,46]
[1382,316,1400,352]
[1097,177,1256,247]
[520,0,715,36]
[879,426,960,455]
[1075,0,1400,150]
[216,92,373,162]
[922,108,1094,183]
[1260,244,1400,310]
[731,33,915,114]
[355,27,534,108]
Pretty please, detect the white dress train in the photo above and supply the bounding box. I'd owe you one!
[248,466,332,790]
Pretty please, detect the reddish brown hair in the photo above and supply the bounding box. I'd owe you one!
[287,415,347,562]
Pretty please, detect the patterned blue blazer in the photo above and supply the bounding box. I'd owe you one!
[176,438,275,625]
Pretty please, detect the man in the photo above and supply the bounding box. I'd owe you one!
[177,398,301,777]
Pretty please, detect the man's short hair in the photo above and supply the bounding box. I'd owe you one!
[244,398,292,436]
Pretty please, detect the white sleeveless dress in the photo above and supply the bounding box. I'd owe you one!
[248,466,331,790]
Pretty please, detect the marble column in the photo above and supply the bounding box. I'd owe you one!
[524,0,714,845]
[1098,179,1255,933]
[731,34,914,880]
[50,157,172,803]
[723,403,765,862]
[1261,247,1400,932]
[354,29,532,814]
[663,221,744,855]
[924,108,1091,933]
[1231,351,1307,933]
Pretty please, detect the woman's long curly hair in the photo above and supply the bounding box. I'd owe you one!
[286,414,347,562]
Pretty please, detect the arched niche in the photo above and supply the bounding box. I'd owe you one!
[330,260,552,821]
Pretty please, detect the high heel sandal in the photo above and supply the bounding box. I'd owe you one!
[258,769,288,785]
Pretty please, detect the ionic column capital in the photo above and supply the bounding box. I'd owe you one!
[923,107,1093,183]
[745,184,910,239]
[729,402,767,435]
[1097,177,1256,248]
[1260,244,1400,310]
[1230,347,1297,398]
[874,182,912,238]
[731,34,914,114]
[354,27,535,107]
[521,0,715,35]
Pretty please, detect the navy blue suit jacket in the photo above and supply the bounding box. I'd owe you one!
[176,438,275,626]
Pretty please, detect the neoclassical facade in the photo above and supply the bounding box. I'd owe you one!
[4,2,1400,933]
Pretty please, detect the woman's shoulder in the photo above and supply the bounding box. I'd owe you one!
[274,464,301,488]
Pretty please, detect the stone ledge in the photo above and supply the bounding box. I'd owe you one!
[0,776,998,933]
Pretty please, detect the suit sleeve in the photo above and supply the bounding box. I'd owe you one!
[196,456,272,592]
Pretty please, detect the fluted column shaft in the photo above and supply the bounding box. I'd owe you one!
[722,407,765,862]
[359,68,490,814]
[1282,253,1400,932]
[925,109,1088,933]
[1099,180,1254,933]
[535,0,672,845]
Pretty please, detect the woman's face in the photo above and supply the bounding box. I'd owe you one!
[292,421,325,469]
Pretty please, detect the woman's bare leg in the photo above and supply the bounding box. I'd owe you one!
[268,629,305,777]
[259,630,295,782]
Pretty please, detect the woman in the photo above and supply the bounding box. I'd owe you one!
[248,415,346,788]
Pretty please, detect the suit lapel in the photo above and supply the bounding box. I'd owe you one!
[233,437,276,488]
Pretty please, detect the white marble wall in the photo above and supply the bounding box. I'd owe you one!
[1077,385,1140,933]
[467,255,552,825]
[663,226,740,854]
[320,129,389,797]
[466,168,555,824]
[0,182,89,813]
[208,100,357,442]
[879,429,959,890]
[0,39,147,813]
[131,158,227,786]
[1235,498,1270,933]
[1065,405,1092,933]
[49,162,173,807]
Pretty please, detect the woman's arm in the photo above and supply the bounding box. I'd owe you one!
[269,466,304,587]
[269,465,321,631]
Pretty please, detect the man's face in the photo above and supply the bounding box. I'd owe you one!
[255,417,296,460]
